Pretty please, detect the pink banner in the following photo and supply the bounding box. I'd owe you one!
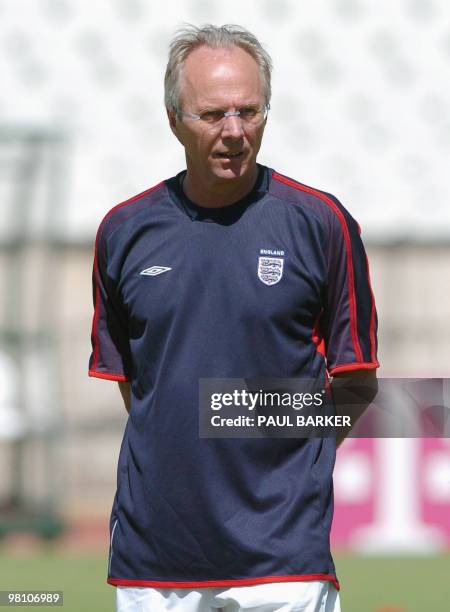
[332,438,450,551]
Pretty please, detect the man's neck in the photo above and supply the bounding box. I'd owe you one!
[183,166,259,208]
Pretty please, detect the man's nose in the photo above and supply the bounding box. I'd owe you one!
[221,114,244,138]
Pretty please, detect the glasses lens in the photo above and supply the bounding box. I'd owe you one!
[200,110,226,124]
[243,106,268,124]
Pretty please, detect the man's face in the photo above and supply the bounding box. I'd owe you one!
[169,45,267,188]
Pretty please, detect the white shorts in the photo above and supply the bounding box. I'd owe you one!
[116,580,341,611]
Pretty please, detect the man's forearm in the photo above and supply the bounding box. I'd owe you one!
[332,370,378,447]
[118,381,131,414]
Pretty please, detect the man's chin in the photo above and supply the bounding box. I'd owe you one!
[211,158,252,180]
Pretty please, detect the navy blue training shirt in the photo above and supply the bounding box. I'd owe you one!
[89,165,378,590]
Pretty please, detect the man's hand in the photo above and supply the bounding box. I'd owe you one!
[332,369,378,447]
[118,381,131,414]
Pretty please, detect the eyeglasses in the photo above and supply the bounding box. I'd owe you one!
[178,104,270,127]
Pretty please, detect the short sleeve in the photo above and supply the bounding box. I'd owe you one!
[321,199,379,376]
[88,223,132,381]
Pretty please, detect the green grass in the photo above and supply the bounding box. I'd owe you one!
[336,553,450,612]
[0,552,449,611]
[0,552,113,612]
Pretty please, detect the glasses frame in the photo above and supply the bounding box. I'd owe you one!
[178,104,270,126]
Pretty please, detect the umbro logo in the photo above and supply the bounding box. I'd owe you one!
[140,266,172,276]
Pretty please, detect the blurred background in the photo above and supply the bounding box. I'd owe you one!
[0,0,449,610]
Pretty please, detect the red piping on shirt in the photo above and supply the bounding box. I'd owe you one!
[108,574,340,591]
[312,310,326,358]
[90,181,165,374]
[88,370,129,382]
[365,253,377,364]
[329,362,379,375]
[90,283,101,371]
[272,172,363,363]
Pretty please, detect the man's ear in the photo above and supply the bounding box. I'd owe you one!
[167,109,184,145]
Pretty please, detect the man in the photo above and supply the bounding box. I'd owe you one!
[89,24,378,612]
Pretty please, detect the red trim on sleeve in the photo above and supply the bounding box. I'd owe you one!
[272,172,365,363]
[90,283,101,371]
[90,181,165,375]
[89,370,129,382]
[365,253,377,364]
[369,296,376,364]
[328,362,379,375]
[108,573,340,591]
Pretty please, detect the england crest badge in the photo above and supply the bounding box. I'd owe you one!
[257,256,284,286]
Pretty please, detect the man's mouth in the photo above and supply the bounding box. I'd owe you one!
[216,151,243,159]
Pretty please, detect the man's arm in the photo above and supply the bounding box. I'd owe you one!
[332,369,378,447]
[118,381,131,414]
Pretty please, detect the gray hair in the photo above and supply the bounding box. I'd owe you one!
[164,24,273,115]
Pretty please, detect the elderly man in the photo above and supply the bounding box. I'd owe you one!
[89,24,378,612]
